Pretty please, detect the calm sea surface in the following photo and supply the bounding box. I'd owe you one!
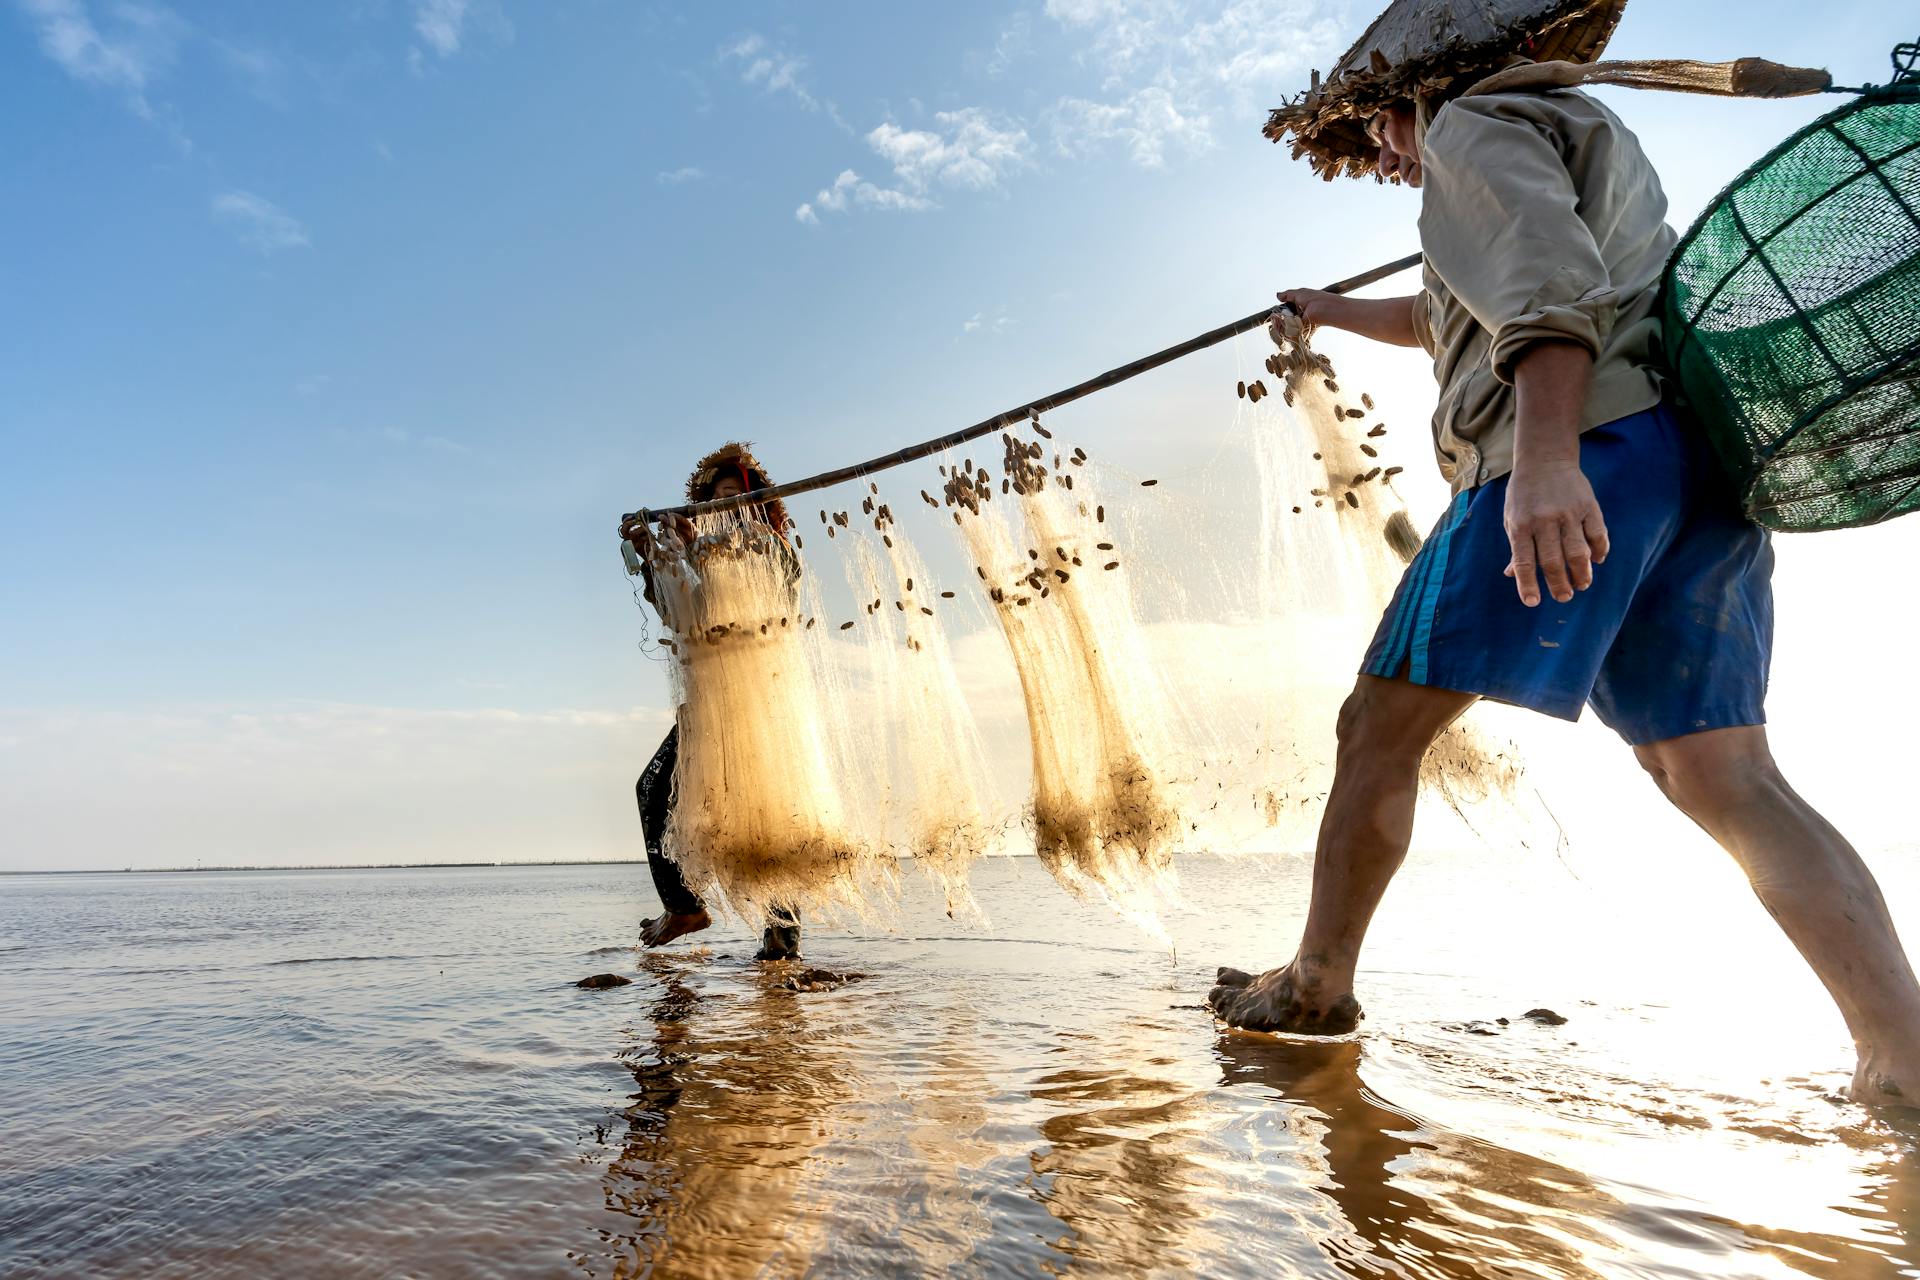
[5,851,1920,1278]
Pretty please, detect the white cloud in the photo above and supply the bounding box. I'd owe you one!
[800,110,1029,223]
[14,0,187,130]
[722,32,815,109]
[984,11,1032,77]
[783,0,1341,219]
[781,1,1337,220]
[14,0,177,94]
[408,0,511,68]
[1037,0,1343,164]
[1043,0,1182,77]
[803,168,935,221]
[868,108,1030,192]
[655,166,705,186]
[413,0,467,56]
[1179,0,1344,95]
[962,309,1014,336]
[294,374,331,397]
[1049,84,1212,168]
[210,190,310,255]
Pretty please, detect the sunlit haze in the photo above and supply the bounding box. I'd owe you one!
[4,0,1917,871]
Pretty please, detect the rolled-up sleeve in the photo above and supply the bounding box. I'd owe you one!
[1418,96,1617,383]
[1411,291,1436,356]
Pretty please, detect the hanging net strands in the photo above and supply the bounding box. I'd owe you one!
[645,519,898,924]
[624,253,1421,525]
[627,285,1550,932]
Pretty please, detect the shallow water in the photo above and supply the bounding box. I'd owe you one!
[5,853,1920,1279]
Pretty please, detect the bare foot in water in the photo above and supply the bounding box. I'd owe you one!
[1853,1050,1920,1108]
[1208,962,1363,1035]
[639,909,711,948]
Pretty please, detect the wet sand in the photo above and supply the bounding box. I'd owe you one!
[4,852,1918,1278]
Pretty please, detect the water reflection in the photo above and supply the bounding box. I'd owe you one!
[1220,1035,1623,1276]
[884,993,1004,1273]
[576,953,1920,1280]
[1026,1056,1221,1274]
[20,864,1920,1277]
[1216,1035,1920,1278]
[586,956,855,1279]
[1752,1113,1920,1279]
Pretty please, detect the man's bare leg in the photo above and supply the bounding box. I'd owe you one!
[1211,675,1476,1032]
[1634,726,1920,1105]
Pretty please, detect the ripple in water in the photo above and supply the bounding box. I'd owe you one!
[3,858,1918,1278]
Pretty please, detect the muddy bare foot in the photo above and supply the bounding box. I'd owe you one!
[754,922,802,962]
[639,909,711,948]
[1208,962,1363,1035]
[1852,1052,1920,1108]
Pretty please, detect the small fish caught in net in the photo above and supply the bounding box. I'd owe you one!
[629,316,1537,932]
[843,499,996,921]
[1256,309,1525,813]
[942,429,1183,927]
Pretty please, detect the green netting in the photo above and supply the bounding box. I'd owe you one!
[1663,81,1920,532]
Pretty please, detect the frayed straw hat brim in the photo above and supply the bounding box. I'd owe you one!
[1266,0,1629,180]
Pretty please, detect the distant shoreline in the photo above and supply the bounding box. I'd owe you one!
[0,860,650,876]
[3,852,1034,876]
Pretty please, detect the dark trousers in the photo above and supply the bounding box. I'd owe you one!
[636,726,799,934]
[636,725,702,914]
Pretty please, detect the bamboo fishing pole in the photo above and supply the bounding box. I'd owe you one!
[626,251,1422,524]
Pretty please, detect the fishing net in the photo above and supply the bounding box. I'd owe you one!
[643,521,897,924]
[629,318,1542,932]
[1663,76,1920,532]
[845,521,995,920]
[1254,312,1526,814]
[943,431,1184,929]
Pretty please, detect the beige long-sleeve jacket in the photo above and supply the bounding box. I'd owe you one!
[1411,88,1676,493]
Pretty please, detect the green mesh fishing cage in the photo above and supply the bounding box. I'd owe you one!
[1663,49,1920,532]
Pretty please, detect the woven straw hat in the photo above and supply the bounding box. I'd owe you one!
[687,441,791,531]
[1265,0,1629,180]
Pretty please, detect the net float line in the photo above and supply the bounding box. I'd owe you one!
[625,252,1422,524]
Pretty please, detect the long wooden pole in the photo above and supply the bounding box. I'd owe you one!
[628,251,1421,523]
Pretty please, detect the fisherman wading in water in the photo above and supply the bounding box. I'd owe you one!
[620,443,803,962]
[1211,0,1920,1104]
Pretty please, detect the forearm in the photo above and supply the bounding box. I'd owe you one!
[1316,295,1422,347]
[1511,340,1595,472]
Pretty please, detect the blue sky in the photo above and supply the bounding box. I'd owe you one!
[4,0,1917,870]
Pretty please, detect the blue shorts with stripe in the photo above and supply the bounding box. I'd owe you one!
[1361,400,1774,746]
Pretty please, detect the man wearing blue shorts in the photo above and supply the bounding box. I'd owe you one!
[1210,0,1920,1104]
